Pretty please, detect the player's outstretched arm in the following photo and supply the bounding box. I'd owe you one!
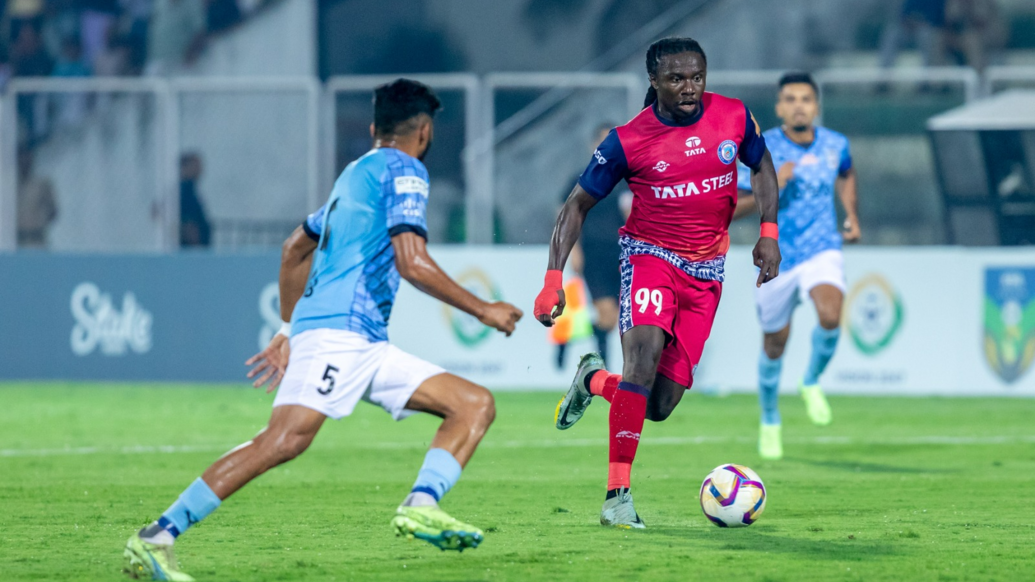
[837,168,861,242]
[392,231,523,336]
[535,186,598,327]
[749,150,782,287]
[246,226,317,391]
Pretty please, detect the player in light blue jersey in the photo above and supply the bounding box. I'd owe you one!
[734,72,860,461]
[124,80,523,581]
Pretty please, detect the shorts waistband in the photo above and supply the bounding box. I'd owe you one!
[619,236,725,283]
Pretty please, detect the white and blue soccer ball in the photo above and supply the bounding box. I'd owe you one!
[699,464,767,527]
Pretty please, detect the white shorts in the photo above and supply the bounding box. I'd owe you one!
[755,249,846,333]
[274,329,445,420]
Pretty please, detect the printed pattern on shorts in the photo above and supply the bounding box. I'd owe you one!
[619,237,725,282]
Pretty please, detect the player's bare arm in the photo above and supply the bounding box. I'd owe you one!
[392,231,523,335]
[535,185,599,326]
[246,225,318,391]
[751,149,782,287]
[837,168,860,242]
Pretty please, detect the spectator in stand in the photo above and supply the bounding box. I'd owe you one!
[0,46,12,93]
[879,0,948,69]
[147,0,205,74]
[10,20,53,76]
[16,146,58,248]
[5,0,46,43]
[52,36,90,76]
[11,23,53,141]
[179,152,212,247]
[93,30,131,75]
[51,36,90,128]
[80,0,120,70]
[120,0,153,73]
[945,0,1006,74]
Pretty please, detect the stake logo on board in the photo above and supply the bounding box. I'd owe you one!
[442,269,502,348]
[843,274,903,356]
[70,282,153,356]
[984,267,1035,384]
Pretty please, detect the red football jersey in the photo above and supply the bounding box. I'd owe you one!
[579,92,765,265]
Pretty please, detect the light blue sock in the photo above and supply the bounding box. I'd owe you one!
[803,326,841,386]
[759,351,782,426]
[157,478,221,538]
[410,448,462,502]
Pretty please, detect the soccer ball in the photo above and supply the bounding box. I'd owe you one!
[699,464,767,527]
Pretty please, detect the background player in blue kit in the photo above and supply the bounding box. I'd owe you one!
[124,79,523,581]
[735,72,860,461]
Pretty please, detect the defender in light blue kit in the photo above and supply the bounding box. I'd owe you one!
[124,80,523,582]
[735,72,861,461]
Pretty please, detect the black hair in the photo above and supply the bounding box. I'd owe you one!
[643,37,707,108]
[778,72,819,98]
[373,79,442,136]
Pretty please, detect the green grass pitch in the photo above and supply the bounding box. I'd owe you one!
[1,383,1034,581]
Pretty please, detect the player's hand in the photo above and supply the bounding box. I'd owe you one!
[479,301,523,336]
[776,162,796,189]
[533,271,566,327]
[245,333,290,393]
[753,237,782,287]
[842,217,861,243]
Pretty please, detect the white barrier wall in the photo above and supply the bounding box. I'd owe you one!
[389,245,1035,396]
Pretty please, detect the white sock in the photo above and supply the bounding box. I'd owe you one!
[401,491,438,508]
[139,522,176,545]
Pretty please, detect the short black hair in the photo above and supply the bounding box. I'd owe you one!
[778,72,819,98]
[643,37,707,108]
[373,79,442,136]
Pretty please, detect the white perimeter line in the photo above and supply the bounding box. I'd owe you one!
[3,435,1035,458]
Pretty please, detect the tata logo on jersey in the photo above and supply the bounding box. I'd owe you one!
[649,171,735,199]
[684,136,705,157]
[70,282,153,356]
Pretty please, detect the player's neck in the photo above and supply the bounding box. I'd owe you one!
[373,136,423,160]
[781,125,815,146]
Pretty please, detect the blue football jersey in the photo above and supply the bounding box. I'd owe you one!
[738,126,851,270]
[291,148,430,342]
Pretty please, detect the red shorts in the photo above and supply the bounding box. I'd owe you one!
[619,254,722,388]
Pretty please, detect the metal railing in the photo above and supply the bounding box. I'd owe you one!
[1,65,1030,251]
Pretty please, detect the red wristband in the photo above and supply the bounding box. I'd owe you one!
[760,222,778,240]
[544,270,563,289]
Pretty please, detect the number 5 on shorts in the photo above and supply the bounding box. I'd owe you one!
[317,364,339,395]
[635,288,664,315]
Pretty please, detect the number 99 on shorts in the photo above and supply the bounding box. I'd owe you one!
[635,288,664,316]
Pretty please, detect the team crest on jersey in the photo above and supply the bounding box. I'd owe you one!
[653,160,670,172]
[684,136,705,157]
[717,140,738,165]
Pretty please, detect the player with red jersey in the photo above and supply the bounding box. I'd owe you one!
[534,37,782,528]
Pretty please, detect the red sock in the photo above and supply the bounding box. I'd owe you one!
[607,381,648,491]
[589,371,622,403]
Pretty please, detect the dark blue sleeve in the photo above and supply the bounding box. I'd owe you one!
[838,139,853,176]
[302,202,327,241]
[577,129,628,200]
[738,105,766,170]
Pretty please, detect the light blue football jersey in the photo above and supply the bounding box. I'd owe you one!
[291,148,430,342]
[738,126,851,271]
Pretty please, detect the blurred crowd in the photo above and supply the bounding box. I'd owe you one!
[0,0,268,89]
[880,0,1007,73]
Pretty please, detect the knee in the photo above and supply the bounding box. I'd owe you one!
[763,337,787,360]
[646,403,674,422]
[817,309,841,330]
[460,385,496,428]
